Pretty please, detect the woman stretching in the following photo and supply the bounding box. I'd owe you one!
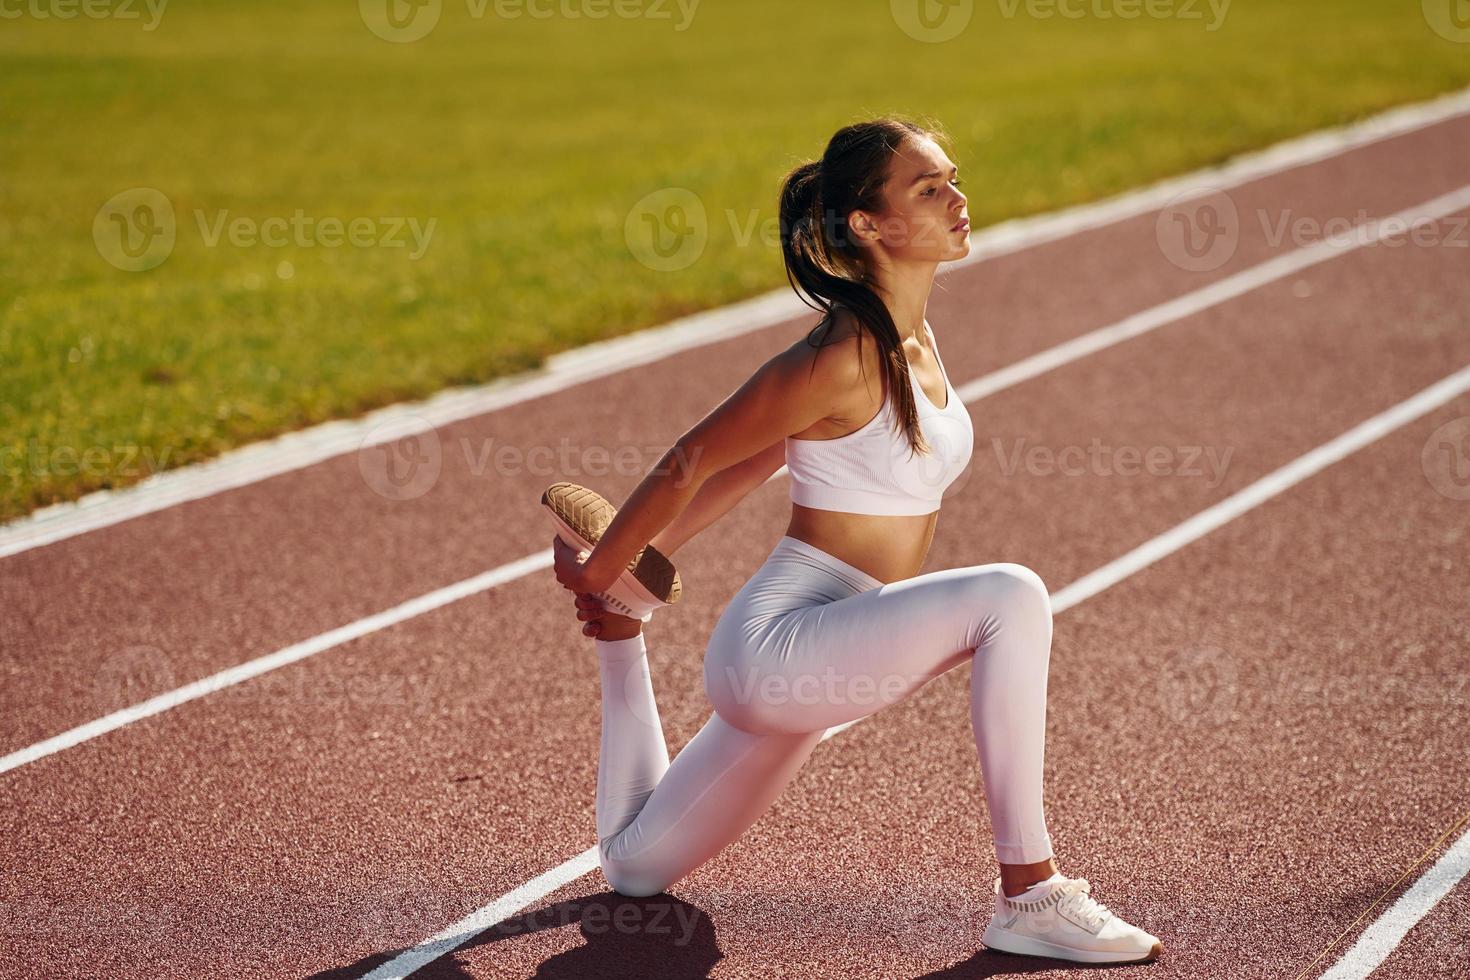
[545,117,1162,964]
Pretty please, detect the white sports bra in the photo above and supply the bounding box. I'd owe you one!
[785,321,974,516]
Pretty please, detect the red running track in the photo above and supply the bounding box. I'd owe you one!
[2,104,1469,979]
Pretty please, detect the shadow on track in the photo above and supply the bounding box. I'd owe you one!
[310,891,720,979]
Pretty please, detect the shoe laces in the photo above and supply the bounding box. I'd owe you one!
[1057,877,1113,932]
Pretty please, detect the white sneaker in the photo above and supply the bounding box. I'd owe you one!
[981,873,1163,964]
[540,481,682,622]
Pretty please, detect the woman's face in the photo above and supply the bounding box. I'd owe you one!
[852,135,970,264]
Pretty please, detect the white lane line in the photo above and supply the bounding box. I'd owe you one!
[362,365,1470,980]
[3,86,1469,559]
[360,851,603,979]
[1317,823,1470,980]
[5,185,1468,779]
[0,555,548,775]
[953,184,1470,405]
[778,184,1470,480]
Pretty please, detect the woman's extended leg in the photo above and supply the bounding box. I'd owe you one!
[704,554,1057,868]
[593,632,825,897]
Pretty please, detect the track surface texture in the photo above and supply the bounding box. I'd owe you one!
[2,105,1468,979]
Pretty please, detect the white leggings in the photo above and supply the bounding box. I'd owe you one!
[592,534,1055,897]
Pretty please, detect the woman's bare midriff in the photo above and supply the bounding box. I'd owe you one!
[784,504,936,585]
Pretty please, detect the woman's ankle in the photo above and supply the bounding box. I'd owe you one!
[597,621,643,642]
[998,856,1060,897]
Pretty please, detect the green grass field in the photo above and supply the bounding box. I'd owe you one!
[3,0,1468,522]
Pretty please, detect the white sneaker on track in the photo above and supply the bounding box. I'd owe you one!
[981,873,1163,964]
[540,481,682,622]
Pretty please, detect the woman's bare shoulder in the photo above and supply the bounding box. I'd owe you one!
[778,306,886,413]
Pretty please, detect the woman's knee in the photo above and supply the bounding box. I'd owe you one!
[962,563,1052,623]
[600,859,669,898]
[599,844,674,898]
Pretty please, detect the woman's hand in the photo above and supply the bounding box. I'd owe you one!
[551,535,611,594]
[570,590,641,640]
[551,536,641,639]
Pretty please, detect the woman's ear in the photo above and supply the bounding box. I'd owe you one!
[845,208,875,245]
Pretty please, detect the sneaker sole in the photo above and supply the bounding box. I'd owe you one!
[540,482,682,615]
[982,924,1162,964]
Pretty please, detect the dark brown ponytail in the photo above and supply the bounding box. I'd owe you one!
[778,117,950,459]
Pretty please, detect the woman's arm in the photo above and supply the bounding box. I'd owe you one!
[647,439,786,557]
[576,336,857,592]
